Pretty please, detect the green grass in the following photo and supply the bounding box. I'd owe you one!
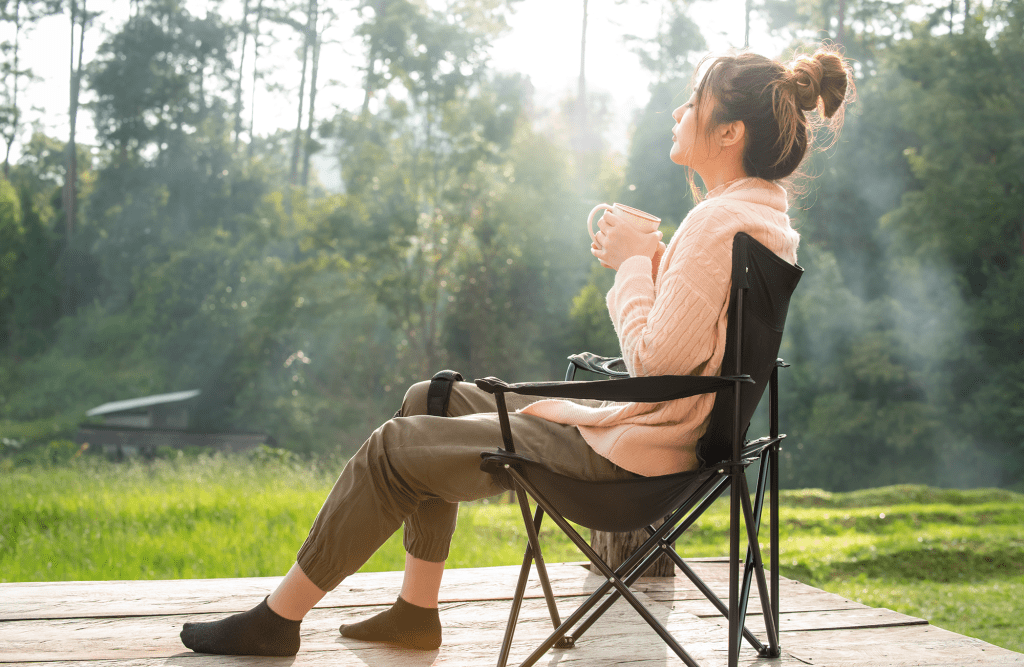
[1,457,1022,654]
[0,454,584,582]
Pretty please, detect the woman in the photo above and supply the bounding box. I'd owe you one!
[180,44,853,657]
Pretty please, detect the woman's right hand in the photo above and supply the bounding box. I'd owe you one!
[590,209,664,271]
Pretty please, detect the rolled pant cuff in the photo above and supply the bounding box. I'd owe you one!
[403,534,452,564]
[296,541,345,593]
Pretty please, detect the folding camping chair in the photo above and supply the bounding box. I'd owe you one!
[476,232,804,667]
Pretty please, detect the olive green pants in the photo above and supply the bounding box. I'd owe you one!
[295,380,639,592]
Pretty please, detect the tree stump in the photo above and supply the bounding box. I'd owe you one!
[590,519,675,576]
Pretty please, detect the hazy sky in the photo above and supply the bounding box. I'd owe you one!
[15,0,781,160]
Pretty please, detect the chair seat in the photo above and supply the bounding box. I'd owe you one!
[481,449,709,533]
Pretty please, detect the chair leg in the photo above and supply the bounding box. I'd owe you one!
[669,554,767,652]
[752,448,781,656]
[497,535,534,667]
[769,366,782,641]
[728,464,742,667]
[505,467,703,667]
[568,471,773,656]
[770,443,781,645]
[496,500,550,667]
[737,471,780,656]
[654,476,761,650]
[650,480,766,653]
[569,474,726,644]
[513,489,563,634]
[736,459,766,627]
[733,452,781,657]
[649,465,778,661]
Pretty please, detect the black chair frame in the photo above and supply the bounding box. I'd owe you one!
[475,233,803,667]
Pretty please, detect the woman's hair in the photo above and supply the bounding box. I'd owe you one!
[688,44,855,198]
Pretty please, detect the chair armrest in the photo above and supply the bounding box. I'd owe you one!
[475,374,753,403]
[479,448,538,475]
[567,352,629,378]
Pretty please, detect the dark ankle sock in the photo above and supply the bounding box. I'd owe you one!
[180,596,301,656]
[340,596,441,650]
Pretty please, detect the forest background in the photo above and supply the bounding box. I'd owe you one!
[0,0,1022,493]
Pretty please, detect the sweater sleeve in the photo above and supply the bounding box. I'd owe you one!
[605,206,733,378]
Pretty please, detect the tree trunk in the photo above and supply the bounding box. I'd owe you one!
[590,519,676,577]
[289,14,310,185]
[62,0,86,316]
[361,0,385,117]
[247,0,264,159]
[577,0,587,121]
[4,0,23,178]
[233,0,252,149]
[744,0,751,48]
[836,0,846,45]
[300,0,319,187]
[575,0,588,193]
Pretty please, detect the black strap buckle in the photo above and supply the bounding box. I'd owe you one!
[427,369,464,417]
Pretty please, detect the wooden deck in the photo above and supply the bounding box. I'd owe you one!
[2,559,1022,666]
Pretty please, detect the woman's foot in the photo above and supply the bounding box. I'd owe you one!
[180,596,301,656]
[340,596,441,650]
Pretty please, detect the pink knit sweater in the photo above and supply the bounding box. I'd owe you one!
[520,177,800,476]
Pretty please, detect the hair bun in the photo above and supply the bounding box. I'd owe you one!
[788,49,850,119]
[790,56,823,112]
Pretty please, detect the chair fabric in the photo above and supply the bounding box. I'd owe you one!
[480,450,707,533]
[696,232,803,468]
[476,232,804,667]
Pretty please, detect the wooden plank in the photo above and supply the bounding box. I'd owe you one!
[1,643,814,667]
[5,562,1022,667]
[559,561,839,617]
[2,561,777,623]
[778,624,1024,666]
[0,563,604,622]
[0,594,664,662]
[695,607,927,633]
[640,580,869,615]
[0,591,811,666]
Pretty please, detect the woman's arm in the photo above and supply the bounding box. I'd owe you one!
[606,207,733,378]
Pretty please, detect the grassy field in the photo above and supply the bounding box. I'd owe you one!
[2,454,1022,654]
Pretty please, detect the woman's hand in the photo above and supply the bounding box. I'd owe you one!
[590,209,664,271]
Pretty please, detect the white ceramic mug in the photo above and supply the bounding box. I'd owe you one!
[588,203,661,246]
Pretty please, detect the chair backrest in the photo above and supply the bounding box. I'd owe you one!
[695,232,803,468]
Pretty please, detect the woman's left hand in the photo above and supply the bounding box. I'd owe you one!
[591,209,664,271]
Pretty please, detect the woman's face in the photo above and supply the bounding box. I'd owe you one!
[669,93,710,167]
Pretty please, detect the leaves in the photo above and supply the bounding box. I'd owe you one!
[2,0,1023,491]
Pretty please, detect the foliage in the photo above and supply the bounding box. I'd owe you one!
[621,0,706,85]
[876,23,1024,476]
[0,0,1022,490]
[774,6,1024,490]
[0,176,23,344]
[568,264,618,357]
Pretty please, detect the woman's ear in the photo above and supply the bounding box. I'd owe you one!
[716,120,746,148]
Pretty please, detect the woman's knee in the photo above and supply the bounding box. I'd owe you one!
[399,381,432,418]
